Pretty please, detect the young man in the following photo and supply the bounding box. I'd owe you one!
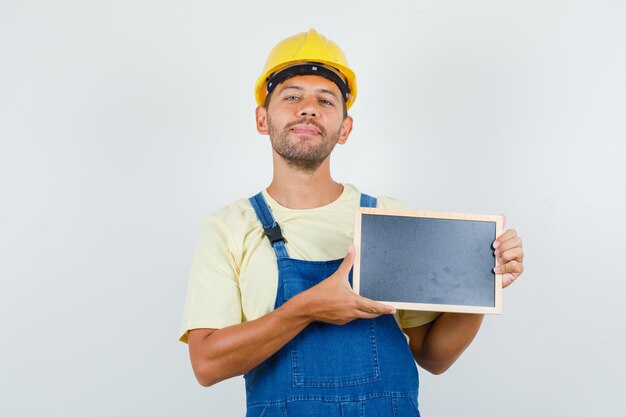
[179,29,524,417]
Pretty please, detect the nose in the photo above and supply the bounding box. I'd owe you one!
[297,95,318,117]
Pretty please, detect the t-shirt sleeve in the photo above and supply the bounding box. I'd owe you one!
[178,213,243,344]
[397,310,442,329]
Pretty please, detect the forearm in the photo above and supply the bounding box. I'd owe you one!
[416,313,484,374]
[189,246,394,387]
[189,295,312,386]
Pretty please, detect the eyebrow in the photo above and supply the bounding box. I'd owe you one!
[280,85,340,100]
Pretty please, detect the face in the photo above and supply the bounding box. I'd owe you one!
[256,75,353,173]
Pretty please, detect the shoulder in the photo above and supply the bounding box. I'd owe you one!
[202,197,256,230]
[346,184,409,210]
[377,195,409,210]
[195,197,260,256]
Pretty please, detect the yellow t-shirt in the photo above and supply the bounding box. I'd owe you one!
[178,184,440,343]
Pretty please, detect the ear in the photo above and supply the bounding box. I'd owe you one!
[337,115,353,145]
[256,106,269,135]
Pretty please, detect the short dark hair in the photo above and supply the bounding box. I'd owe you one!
[263,74,348,118]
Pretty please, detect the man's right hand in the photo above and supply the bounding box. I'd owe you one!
[292,245,396,325]
[188,246,395,387]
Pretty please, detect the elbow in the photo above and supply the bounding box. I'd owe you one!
[188,329,228,387]
[193,362,220,387]
[415,356,454,375]
[196,376,215,388]
[421,362,451,375]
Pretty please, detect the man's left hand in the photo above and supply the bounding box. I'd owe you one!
[493,224,524,289]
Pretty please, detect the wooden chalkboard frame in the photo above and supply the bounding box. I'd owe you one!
[353,208,504,315]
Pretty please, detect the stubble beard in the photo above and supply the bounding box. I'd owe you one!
[268,115,342,173]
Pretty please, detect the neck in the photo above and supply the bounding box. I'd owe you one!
[266,151,343,209]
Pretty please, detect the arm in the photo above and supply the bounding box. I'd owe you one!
[403,227,525,375]
[403,313,484,375]
[188,298,311,387]
[188,246,395,387]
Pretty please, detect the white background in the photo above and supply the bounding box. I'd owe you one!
[1,1,625,416]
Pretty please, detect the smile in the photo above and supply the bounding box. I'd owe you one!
[290,124,321,136]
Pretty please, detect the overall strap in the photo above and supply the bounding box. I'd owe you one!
[360,193,378,208]
[249,192,289,259]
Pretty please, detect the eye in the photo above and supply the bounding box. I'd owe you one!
[319,98,334,106]
[284,95,300,101]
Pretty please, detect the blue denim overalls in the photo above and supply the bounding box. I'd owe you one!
[245,192,421,417]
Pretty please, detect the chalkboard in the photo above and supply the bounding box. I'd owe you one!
[353,209,503,314]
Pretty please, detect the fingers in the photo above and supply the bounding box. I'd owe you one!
[493,229,524,274]
[493,225,524,288]
[313,246,396,324]
[493,228,517,249]
[495,236,522,254]
[497,246,523,263]
[493,227,524,281]
[494,259,523,274]
[336,245,356,277]
[313,295,396,325]
[502,272,520,289]
[352,310,384,320]
[356,297,396,315]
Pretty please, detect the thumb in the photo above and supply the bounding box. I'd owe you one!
[336,245,356,277]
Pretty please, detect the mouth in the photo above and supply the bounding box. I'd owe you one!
[289,123,321,136]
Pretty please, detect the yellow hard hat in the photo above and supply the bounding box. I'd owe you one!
[255,29,358,110]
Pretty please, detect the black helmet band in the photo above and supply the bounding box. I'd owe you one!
[266,63,351,102]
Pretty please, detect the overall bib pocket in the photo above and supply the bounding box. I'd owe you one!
[284,279,381,387]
